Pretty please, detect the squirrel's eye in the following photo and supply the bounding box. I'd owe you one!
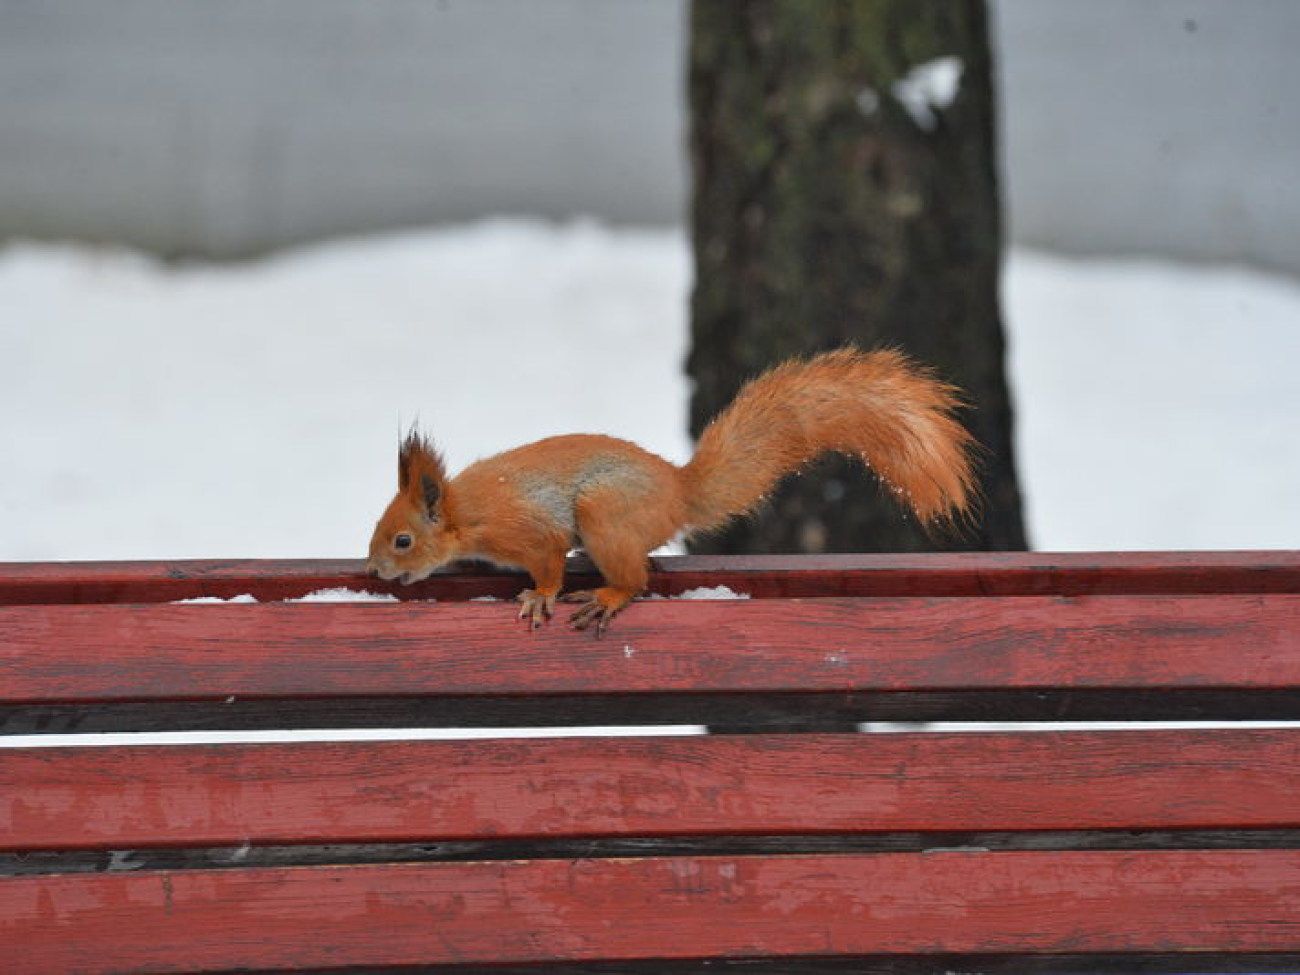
[394,533,413,551]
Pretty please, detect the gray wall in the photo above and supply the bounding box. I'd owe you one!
[2,0,1298,273]
[997,0,1300,273]
[0,0,687,258]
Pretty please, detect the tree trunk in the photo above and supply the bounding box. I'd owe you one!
[687,0,1027,554]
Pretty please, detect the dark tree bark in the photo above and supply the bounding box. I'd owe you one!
[687,0,1027,554]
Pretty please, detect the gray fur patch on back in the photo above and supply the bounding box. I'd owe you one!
[575,454,657,502]
[517,474,577,535]
[576,454,641,489]
[516,454,653,541]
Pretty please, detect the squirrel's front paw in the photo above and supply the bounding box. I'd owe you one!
[516,588,557,629]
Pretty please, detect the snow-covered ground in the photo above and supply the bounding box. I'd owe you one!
[3,217,1299,561]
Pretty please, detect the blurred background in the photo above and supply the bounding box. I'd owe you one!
[2,0,1298,560]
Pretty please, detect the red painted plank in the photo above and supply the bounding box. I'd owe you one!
[2,551,1298,605]
[2,595,1298,703]
[5,851,1300,972]
[5,730,1300,851]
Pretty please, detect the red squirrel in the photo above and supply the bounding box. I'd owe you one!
[367,348,977,633]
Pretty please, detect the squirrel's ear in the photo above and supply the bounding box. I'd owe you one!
[419,473,442,518]
[398,428,447,520]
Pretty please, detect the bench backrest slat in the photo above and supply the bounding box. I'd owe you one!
[6,729,1300,852]
[3,551,1299,605]
[8,852,1300,972]
[5,594,1299,701]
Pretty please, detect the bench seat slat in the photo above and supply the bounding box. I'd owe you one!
[5,851,1300,973]
[3,594,1299,703]
[6,729,1300,851]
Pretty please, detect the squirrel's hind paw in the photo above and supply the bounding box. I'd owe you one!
[564,588,633,637]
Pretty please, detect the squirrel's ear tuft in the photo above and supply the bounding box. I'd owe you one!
[398,427,447,519]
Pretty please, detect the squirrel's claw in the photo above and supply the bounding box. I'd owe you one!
[569,600,616,636]
[516,589,556,629]
[565,590,629,637]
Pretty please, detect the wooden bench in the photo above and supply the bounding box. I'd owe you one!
[3,551,1300,974]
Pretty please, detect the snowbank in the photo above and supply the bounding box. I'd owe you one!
[3,218,1298,559]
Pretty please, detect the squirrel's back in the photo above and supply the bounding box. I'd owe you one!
[454,434,688,552]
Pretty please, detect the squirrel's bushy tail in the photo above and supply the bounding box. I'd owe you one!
[680,348,977,535]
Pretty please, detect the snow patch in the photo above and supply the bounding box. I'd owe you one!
[674,585,751,601]
[174,586,748,604]
[175,588,399,604]
[286,587,400,603]
[892,56,963,130]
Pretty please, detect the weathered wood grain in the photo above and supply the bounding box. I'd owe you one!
[3,594,1297,704]
[5,730,1300,852]
[6,851,1300,973]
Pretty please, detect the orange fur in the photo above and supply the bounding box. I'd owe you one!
[367,348,977,633]
[684,348,976,530]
